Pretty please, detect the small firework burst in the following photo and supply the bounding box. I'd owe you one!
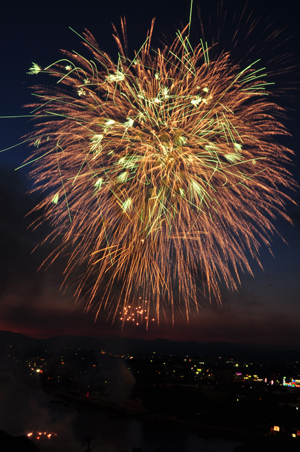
[24,17,295,327]
[27,431,58,440]
[118,297,155,325]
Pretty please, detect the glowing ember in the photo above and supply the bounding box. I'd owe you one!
[27,431,57,441]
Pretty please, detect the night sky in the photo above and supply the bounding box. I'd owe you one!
[0,0,299,347]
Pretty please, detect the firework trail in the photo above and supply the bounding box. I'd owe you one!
[24,18,294,326]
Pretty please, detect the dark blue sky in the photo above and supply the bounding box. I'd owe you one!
[0,0,299,347]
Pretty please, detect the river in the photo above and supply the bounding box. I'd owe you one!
[0,367,242,452]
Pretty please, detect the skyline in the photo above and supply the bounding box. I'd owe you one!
[0,0,299,347]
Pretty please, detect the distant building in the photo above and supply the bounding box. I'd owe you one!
[0,430,40,452]
[283,377,300,388]
[215,368,233,384]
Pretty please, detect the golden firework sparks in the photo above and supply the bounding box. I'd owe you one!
[23,15,295,327]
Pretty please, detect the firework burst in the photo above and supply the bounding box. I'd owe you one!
[24,18,294,326]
